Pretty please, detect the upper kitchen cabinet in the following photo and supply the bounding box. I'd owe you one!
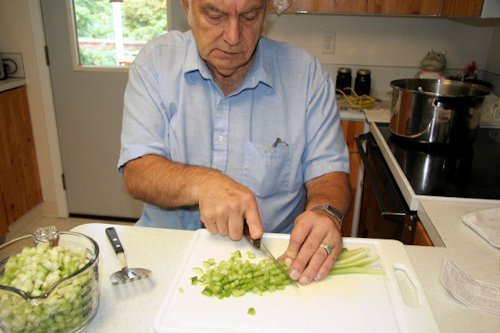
[271,0,489,18]
[441,0,483,17]
[366,0,439,15]
[269,0,366,14]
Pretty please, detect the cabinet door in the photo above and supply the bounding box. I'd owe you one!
[0,189,7,238]
[341,120,366,236]
[441,0,483,17]
[367,0,439,15]
[0,90,14,235]
[413,220,434,246]
[269,0,366,13]
[0,87,43,225]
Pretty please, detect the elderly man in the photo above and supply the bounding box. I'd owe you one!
[118,0,352,285]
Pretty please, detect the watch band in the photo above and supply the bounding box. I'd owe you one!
[311,204,345,227]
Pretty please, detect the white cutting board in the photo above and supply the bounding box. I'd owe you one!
[154,230,439,333]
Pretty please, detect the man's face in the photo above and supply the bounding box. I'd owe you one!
[183,0,267,78]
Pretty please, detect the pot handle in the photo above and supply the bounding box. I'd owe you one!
[355,133,407,224]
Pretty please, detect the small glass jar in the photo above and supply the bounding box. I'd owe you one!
[336,67,352,95]
[354,69,371,96]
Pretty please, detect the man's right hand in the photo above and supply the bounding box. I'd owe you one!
[196,171,263,240]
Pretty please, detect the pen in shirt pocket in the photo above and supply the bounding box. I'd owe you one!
[272,137,289,148]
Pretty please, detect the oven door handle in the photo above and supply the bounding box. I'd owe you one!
[355,133,407,224]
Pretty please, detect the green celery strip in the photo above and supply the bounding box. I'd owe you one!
[329,267,384,275]
[334,256,380,270]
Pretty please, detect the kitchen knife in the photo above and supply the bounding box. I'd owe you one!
[243,223,298,287]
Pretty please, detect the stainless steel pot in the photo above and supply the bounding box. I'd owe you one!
[389,78,490,145]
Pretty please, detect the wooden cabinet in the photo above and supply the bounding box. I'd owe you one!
[341,120,366,236]
[367,0,439,15]
[0,86,43,238]
[413,220,434,246]
[269,0,484,17]
[269,0,366,14]
[441,0,483,17]
[0,191,7,241]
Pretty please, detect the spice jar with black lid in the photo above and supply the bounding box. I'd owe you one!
[354,69,371,96]
[336,67,352,95]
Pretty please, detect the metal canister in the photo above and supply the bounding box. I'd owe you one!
[354,69,371,96]
[336,67,352,95]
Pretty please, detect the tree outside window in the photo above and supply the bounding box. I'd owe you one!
[73,0,167,67]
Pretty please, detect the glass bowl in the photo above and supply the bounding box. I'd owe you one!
[0,226,99,333]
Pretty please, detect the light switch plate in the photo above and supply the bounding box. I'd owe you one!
[1,53,25,78]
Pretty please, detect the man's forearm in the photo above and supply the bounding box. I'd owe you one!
[304,172,352,215]
[122,154,221,208]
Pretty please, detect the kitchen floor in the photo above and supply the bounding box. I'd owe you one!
[5,206,132,242]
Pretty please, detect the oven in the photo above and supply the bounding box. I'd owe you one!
[355,122,500,244]
[355,132,417,244]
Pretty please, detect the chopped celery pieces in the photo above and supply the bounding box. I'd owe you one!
[0,242,94,333]
[0,243,89,296]
[191,247,383,299]
[191,250,289,299]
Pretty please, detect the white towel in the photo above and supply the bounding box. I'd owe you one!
[462,207,500,249]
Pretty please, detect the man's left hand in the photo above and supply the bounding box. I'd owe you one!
[281,209,343,285]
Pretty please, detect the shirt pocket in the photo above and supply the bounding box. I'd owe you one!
[243,141,292,198]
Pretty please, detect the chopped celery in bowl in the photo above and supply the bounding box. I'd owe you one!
[0,227,99,333]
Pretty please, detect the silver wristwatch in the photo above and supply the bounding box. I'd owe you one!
[311,205,345,227]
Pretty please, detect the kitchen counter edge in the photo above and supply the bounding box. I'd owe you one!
[0,78,26,93]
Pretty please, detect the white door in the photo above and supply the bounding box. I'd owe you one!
[40,0,143,219]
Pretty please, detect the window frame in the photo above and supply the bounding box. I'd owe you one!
[66,0,172,72]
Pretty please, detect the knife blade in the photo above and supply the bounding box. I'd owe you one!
[243,223,298,287]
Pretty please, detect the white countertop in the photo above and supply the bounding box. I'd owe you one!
[71,215,500,333]
[0,77,26,92]
[72,224,193,333]
[410,200,500,333]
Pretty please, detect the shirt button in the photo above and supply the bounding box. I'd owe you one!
[217,135,224,142]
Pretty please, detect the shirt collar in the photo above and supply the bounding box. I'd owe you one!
[183,31,212,80]
[183,31,274,94]
[245,38,274,92]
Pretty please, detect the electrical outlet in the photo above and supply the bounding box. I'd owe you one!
[321,31,335,55]
[1,53,25,78]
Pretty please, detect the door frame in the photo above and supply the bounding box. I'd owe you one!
[30,0,68,218]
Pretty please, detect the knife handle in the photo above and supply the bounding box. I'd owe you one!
[106,227,125,254]
[243,221,261,248]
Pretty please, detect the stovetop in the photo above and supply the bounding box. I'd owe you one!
[377,123,500,200]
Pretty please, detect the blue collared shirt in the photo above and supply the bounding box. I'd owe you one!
[118,30,349,232]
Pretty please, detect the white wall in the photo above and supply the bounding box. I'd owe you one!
[486,27,500,72]
[0,0,67,217]
[264,13,498,96]
[484,26,500,93]
[171,7,499,96]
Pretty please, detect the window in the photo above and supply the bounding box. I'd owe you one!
[70,0,168,68]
